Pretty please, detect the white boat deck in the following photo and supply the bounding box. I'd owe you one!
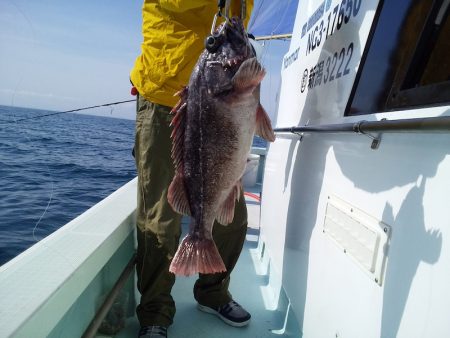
[98,186,301,337]
[0,153,299,338]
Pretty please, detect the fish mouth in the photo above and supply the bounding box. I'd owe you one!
[206,52,246,70]
[223,55,245,68]
[223,17,250,66]
[206,17,250,69]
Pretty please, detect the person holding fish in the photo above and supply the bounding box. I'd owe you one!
[131,1,275,337]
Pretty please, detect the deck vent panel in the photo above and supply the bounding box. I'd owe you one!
[323,195,390,285]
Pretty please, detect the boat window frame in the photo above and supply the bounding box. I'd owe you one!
[345,0,450,116]
[386,0,450,110]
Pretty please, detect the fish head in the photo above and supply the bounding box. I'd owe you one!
[203,17,254,95]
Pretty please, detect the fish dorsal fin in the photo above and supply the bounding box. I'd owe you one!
[168,87,191,216]
[232,57,266,92]
[256,104,276,142]
[216,183,241,225]
[170,87,188,171]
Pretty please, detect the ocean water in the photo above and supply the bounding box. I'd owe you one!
[0,105,267,266]
[0,105,137,265]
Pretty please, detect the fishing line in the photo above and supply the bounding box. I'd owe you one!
[8,106,85,272]
[4,100,136,268]
[7,110,55,243]
[247,0,264,34]
[259,0,293,63]
[2,1,135,269]
[254,0,294,117]
[29,144,55,244]
[1,1,90,270]
[0,99,136,124]
[2,1,58,245]
[5,0,37,110]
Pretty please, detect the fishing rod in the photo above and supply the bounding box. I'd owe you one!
[0,99,136,124]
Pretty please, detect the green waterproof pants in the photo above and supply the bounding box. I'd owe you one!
[134,95,248,327]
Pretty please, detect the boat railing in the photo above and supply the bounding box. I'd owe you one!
[82,254,136,338]
[275,115,450,149]
[0,178,137,338]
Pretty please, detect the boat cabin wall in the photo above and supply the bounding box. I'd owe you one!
[259,0,450,337]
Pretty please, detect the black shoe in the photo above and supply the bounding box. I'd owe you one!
[198,300,251,327]
[138,325,167,338]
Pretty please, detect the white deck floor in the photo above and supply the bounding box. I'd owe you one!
[99,188,301,337]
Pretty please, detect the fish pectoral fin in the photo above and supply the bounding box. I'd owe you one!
[256,104,276,142]
[216,184,241,225]
[168,174,191,216]
[232,57,266,92]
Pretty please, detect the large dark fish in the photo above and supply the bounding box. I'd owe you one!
[168,17,275,276]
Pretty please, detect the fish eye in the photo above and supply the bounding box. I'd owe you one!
[204,34,224,53]
[205,36,217,51]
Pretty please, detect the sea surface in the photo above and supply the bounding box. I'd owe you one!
[0,105,266,266]
[0,105,137,265]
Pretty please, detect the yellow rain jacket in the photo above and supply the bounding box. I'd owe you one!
[130,0,253,108]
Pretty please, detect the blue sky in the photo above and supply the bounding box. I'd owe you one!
[0,0,290,120]
[0,0,142,119]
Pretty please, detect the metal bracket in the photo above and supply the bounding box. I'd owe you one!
[292,119,309,142]
[354,120,382,150]
[210,0,231,35]
[291,128,304,141]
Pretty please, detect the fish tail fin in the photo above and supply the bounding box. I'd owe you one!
[169,234,226,276]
